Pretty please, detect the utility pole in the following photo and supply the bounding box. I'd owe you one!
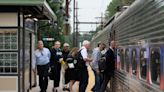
[75,1,78,47]
[95,13,104,30]
[73,0,76,46]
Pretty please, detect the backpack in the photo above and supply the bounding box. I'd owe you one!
[98,54,106,72]
[75,49,86,69]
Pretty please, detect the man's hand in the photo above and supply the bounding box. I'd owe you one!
[59,58,63,62]
[84,58,93,62]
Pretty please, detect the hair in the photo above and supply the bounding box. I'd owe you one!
[54,41,61,45]
[37,40,43,45]
[82,40,90,46]
[63,43,69,47]
[69,47,79,56]
[102,43,106,50]
[110,40,115,46]
[97,41,104,47]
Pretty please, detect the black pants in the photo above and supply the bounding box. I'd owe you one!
[79,67,88,92]
[37,63,49,92]
[100,73,111,92]
[51,62,61,88]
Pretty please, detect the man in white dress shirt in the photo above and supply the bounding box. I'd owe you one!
[78,40,92,92]
[32,40,51,92]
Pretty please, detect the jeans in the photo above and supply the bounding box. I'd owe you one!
[92,70,101,92]
[100,73,111,92]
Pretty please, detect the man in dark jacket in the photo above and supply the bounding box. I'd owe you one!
[50,41,63,92]
[100,40,116,92]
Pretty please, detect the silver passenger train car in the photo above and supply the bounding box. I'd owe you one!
[91,0,164,92]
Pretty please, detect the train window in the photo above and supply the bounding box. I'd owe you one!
[140,49,147,79]
[120,49,124,70]
[132,49,137,75]
[125,49,130,72]
[150,48,160,85]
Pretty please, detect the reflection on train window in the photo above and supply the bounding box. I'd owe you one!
[150,48,160,85]
[140,49,147,79]
[132,49,137,75]
[125,49,129,72]
[120,49,124,70]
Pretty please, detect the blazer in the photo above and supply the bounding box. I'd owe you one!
[105,48,115,76]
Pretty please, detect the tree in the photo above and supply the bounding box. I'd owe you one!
[39,0,65,48]
[105,0,135,19]
[105,0,122,19]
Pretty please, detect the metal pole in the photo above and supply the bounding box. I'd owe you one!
[75,1,78,47]
[73,0,75,46]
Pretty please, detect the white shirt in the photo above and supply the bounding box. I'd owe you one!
[80,46,88,60]
[32,47,51,69]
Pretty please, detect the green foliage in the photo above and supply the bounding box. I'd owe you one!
[105,0,122,19]
[105,0,135,19]
[39,0,65,48]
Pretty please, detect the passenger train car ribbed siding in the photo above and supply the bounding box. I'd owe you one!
[91,0,164,92]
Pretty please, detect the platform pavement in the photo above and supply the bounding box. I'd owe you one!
[30,65,95,92]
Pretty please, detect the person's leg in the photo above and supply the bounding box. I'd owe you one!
[75,81,79,92]
[42,64,49,91]
[79,68,88,92]
[37,66,45,92]
[63,68,69,91]
[69,80,74,92]
[100,74,110,92]
[38,75,43,91]
[93,70,101,92]
[53,63,61,91]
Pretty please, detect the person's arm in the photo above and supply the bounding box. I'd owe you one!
[92,49,101,74]
[81,49,92,62]
[92,49,100,69]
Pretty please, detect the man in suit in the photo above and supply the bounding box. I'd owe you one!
[100,40,116,92]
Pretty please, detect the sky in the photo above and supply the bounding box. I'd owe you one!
[70,0,112,32]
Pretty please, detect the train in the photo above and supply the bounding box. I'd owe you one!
[91,0,164,92]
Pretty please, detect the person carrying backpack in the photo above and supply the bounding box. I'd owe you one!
[77,40,92,92]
